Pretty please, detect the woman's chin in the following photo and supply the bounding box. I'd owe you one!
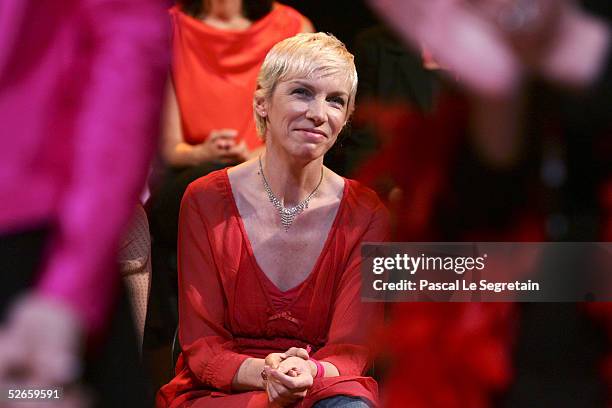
[290,144,328,162]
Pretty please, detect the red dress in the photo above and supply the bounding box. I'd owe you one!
[170,4,304,150]
[156,169,387,407]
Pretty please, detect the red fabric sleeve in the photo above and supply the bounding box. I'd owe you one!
[177,184,250,392]
[312,202,389,376]
[36,0,169,336]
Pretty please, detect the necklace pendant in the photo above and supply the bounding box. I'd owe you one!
[280,212,295,231]
[278,206,304,231]
[258,155,323,232]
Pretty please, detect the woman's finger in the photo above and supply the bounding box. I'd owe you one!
[285,347,309,359]
[268,368,312,391]
[226,140,247,155]
[267,377,296,406]
[269,379,301,406]
[264,353,284,368]
[209,129,238,141]
[211,137,235,149]
[266,381,278,403]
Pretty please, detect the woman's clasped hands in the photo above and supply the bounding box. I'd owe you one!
[193,129,249,164]
[263,347,316,407]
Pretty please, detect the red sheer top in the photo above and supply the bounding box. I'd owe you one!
[156,169,388,407]
[169,4,304,150]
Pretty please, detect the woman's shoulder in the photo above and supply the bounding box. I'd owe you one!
[322,167,386,213]
[344,177,387,213]
[272,3,305,20]
[271,3,313,33]
[264,3,306,33]
[168,4,201,34]
[184,168,230,204]
[343,178,390,240]
[168,4,188,23]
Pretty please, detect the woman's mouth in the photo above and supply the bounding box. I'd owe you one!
[295,128,327,141]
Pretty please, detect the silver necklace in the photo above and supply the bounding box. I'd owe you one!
[258,156,324,231]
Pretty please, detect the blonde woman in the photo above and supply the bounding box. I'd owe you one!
[157,33,387,408]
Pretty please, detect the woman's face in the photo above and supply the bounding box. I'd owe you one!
[258,73,351,161]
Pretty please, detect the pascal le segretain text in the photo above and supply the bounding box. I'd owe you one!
[373,279,540,293]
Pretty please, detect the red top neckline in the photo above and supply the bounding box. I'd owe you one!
[223,167,349,297]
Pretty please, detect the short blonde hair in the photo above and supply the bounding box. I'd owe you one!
[254,32,358,137]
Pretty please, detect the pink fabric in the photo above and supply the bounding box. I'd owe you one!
[0,0,169,335]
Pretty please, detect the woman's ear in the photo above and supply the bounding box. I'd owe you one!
[254,90,268,118]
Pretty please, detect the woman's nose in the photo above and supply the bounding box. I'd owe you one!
[305,99,325,125]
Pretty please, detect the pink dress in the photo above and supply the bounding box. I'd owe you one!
[0,0,169,335]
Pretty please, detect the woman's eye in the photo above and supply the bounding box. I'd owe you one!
[328,96,346,107]
[291,88,310,96]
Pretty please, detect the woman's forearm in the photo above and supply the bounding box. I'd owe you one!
[232,357,266,391]
[320,361,339,377]
[164,141,208,167]
[161,80,211,168]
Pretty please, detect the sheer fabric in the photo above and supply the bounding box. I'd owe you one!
[157,169,387,407]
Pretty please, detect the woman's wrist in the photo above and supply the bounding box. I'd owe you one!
[306,359,318,378]
[166,142,207,167]
[233,357,266,391]
[191,142,213,165]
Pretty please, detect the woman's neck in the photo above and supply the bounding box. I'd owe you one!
[260,147,325,207]
[206,0,241,19]
[202,0,251,30]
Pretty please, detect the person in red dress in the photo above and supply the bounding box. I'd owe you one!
[146,4,313,356]
[157,32,388,407]
[163,0,314,166]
